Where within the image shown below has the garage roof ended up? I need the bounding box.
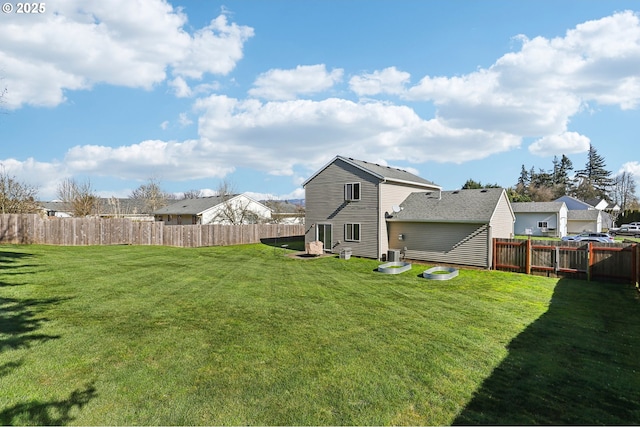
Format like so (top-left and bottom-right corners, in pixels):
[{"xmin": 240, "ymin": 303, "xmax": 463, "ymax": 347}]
[{"xmin": 388, "ymin": 187, "xmax": 508, "ymax": 223}]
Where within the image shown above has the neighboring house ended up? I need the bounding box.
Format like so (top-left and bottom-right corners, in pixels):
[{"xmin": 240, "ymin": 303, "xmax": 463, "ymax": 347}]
[
  {"xmin": 554, "ymin": 195, "xmax": 615, "ymax": 231},
  {"xmin": 567, "ymin": 209, "xmax": 608, "ymax": 234},
  {"xmin": 303, "ymin": 155, "xmax": 441, "ymax": 259},
  {"xmin": 39, "ymin": 201, "xmax": 73, "ymax": 218},
  {"xmin": 511, "ymin": 201, "xmax": 568, "ymax": 237},
  {"xmin": 386, "ymin": 188, "xmax": 514, "ymax": 268},
  {"xmin": 39, "ymin": 198, "xmax": 154, "ymax": 220},
  {"xmin": 555, "ymin": 195, "xmax": 595, "ymax": 211},
  {"xmin": 585, "ymin": 197, "xmax": 621, "ymax": 213},
  {"xmin": 153, "ymin": 194, "xmax": 272, "ymax": 225},
  {"xmin": 262, "ymin": 200, "xmax": 305, "ymax": 224}
]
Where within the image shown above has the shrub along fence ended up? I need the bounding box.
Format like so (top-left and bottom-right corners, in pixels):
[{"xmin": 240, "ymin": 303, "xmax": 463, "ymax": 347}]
[
  {"xmin": 493, "ymin": 238, "xmax": 639, "ymax": 284},
  {"xmin": 0, "ymin": 214, "xmax": 304, "ymax": 248}
]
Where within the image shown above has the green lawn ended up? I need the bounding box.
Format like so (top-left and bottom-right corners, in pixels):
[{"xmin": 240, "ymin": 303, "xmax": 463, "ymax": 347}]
[{"xmin": 1, "ymin": 243, "xmax": 639, "ymax": 425}]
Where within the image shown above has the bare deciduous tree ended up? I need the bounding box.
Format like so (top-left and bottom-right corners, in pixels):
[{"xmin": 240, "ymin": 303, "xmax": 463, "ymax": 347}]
[
  {"xmin": 57, "ymin": 178, "xmax": 97, "ymax": 217},
  {"xmin": 611, "ymin": 171, "xmax": 638, "ymax": 224},
  {"xmin": 210, "ymin": 180, "xmax": 266, "ymax": 224},
  {"xmin": 0, "ymin": 166, "xmax": 39, "ymax": 214},
  {"xmin": 181, "ymin": 189, "xmax": 203, "ymax": 199},
  {"xmin": 129, "ymin": 178, "xmax": 174, "ymax": 213}
]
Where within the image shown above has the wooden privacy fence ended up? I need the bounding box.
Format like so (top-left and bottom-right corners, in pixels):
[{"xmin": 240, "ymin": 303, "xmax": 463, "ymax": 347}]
[
  {"xmin": 0, "ymin": 214, "xmax": 304, "ymax": 248},
  {"xmin": 493, "ymin": 238, "xmax": 639, "ymax": 284}
]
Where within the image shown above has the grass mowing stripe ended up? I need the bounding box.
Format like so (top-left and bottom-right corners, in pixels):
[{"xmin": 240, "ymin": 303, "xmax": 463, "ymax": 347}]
[{"xmin": 1, "ymin": 244, "xmax": 639, "ymax": 425}]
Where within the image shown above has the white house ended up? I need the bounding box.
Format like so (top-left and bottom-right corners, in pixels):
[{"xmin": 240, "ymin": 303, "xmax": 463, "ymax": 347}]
[
  {"xmin": 154, "ymin": 194, "xmax": 272, "ymax": 225},
  {"xmin": 511, "ymin": 201, "xmax": 568, "ymax": 237},
  {"xmin": 554, "ymin": 195, "xmax": 616, "ymax": 231}
]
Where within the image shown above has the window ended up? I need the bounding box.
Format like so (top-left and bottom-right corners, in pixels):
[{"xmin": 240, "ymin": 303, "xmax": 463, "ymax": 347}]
[
  {"xmin": 537, "ymin": 221, "xmax": 548, "ymax": 228},
  {"xmin": 344, "ymin": 182, "xmax": 361, "ymax": 201},
  {"xmin": 345, "ymin": 223, "xmax": 361, "ymax": 241}
]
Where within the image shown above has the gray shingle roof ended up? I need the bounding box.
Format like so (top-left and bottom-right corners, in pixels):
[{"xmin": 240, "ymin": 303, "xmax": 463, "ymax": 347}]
[
  {"xmin": 153, "ymin": 196, "xmax": 228, "ymax": 215},
  {"xmin": 568, "ymin": 210, "xmax": 601, "ymax": 220},
  {"xmin": 511, "ymin": 201, "xmax": 565, "ymax": 213},
  {"xmin": 341, "ymin": 156, "xmax": 438, "ymax": 187},
  {"xmin": 388, "ymin": 187, "xmax": 507, "ymax": 223},
  {"xmin": 302, "ymin": 155, "xmax": 440, "ymax": 188}
]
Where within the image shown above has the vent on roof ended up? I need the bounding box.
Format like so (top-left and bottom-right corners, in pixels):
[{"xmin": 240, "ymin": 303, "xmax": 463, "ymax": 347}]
[
  {"xmin": 452, "ymin": 191, "xmax": 460, "ymax": 194},
  {"xmin": 480, "ymin": 189, "xmax": 488, "ymax": 193}
]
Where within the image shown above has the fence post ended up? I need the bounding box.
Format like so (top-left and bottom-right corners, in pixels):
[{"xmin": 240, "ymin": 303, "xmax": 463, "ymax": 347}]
[
  {"xmin": 492, "ymin": 238, "xmax": 496, "ymax": 270},
  {"xmin": 587, "ymin": 242, "xmax": 593, "ymax": 282},
  {"xmin": 525, "ymin": 238, "xmax": 531, "ymax": 275}
]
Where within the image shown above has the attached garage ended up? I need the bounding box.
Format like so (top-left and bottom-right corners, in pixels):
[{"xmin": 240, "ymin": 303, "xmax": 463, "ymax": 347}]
[{"xmin": 386, "ymin": 188, "xmax": 514, "ymax": 268}]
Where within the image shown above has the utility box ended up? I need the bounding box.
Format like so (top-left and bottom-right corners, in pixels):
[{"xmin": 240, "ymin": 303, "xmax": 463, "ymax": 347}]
[
  {"xmin": 340, "ymin": 247, "xmax": 352, "ymax": 260},
  {"xmin": 387, "ymin": 249, "xmax": 400, "ymax": 262}
]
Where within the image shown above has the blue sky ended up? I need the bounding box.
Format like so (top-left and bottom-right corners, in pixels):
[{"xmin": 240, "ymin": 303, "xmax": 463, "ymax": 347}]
[{"xmin": 1, "ymin": 0, "xmax": 640, "ymax": 200}]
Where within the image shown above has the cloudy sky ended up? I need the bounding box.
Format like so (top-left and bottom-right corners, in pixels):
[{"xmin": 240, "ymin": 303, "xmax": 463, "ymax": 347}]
[{"xmin": 1, "ymin": 0, "xmax": 640, "ymax": 200}]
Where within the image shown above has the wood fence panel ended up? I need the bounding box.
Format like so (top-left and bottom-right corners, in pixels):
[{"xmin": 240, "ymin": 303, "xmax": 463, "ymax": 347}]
[
  {"xmin": 0, "ymin": 215, "xmax": 304, "ymax": 248},
  {"xmin": 493, "ymin": 238, "xmax": 637, "ymax": 284}
]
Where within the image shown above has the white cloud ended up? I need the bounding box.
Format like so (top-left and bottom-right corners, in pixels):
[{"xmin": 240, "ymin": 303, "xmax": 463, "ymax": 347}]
[
  {"xmin": 63, "ymin": 139, "xmax": 235, "ymax": 181},
  {"xmin": 171, "ymin": 14, "xmax": 254, "ymax": 79},
  {"xmin": 0, "ymin": 1, "xmax": 253, "ymax": 109},
  {"xmin": 619, "ymin": 161, "xmax": 640, "ymax": 177},
  {"xmin": 193, "ymin": 95, "xmax": 521, "ymax": 174},
  {"xmin": 349, "ymin": 67, "xmax": 411, "ymax": 96},
  {"xmin": 169, "ymin": 77, "xmax": 193, "ymax": 98},
  {"xmin": 160, "ymin": 121, "xmax": 169, "ymax": 130},
  {"xmin": 0, "ymin": 157, "xmax": 66, "ymax": 199},
  {"xmin": 248, "ymin": 64, "xmax": 344, "ymax": 100},
  {"xmin": 179, "ymin": 113, "xmax": 193, "ymax": 127},
  {"xmin": 528, "ymin": 132, "xmax": 591, "ymax": 156},
  {"xmin": 405, "ymin": 10, "xmax": 640, "ymax": 153}
]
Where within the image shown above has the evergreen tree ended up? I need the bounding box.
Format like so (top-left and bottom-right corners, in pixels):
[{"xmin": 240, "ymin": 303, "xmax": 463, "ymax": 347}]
[{"xmin": 573, "ymin": 144, "xmax": 612, "ymax": 199}]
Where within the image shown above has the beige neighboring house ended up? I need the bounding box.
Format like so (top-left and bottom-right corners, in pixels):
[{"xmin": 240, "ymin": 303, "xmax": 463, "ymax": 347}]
[{"xmin": 153, "ymin": 194, "xmax": 272, "ymax": 225}]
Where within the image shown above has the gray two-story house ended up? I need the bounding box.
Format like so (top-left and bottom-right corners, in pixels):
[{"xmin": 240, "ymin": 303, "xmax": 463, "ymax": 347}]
[{"xmin": 302, "ymin": 155, "xmax": 441, "ymax": 259}]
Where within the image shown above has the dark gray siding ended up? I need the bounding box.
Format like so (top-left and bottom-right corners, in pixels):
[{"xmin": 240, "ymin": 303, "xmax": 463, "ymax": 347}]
[
  {"xmin": 305, "ymin": 159, "xmax": 379, "ymax": 258},
  {"xmin": 388, "ymin": 222, "xmax": 490, "ymax": 267}
]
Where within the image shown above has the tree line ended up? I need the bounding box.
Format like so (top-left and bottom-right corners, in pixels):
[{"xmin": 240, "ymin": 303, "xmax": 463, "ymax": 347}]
[{"xmin": 462, "ymin": 144, "xmax": 639, "ymax": 210}]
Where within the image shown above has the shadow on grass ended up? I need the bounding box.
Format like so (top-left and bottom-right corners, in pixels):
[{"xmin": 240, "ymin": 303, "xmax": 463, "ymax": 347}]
[
  {"xmin": 453, "ymin": 278, "xmax": 640, "ymax": 425},
  {"xmin": 0, "ymin": 382, "xmax": 97, "ymax": 425},
  {"xmin": 260, "ymin": 235, "xmax": 305, "ymax": 251},
  {"xmin": 0, "ymin": 296, "xmax": 63, "ymax": 353},
  {"xmin": 0, "ymin": 250, "xmax": 39, "ymax": 287}
]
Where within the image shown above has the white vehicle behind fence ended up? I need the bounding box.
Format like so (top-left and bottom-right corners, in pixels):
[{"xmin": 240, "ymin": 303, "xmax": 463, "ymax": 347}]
[{"xmin": 561, "ymin": 232, "xmax": 615, "ymax": 243}]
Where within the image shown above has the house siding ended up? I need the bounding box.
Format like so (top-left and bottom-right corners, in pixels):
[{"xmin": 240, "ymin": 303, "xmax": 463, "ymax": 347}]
[
  {"xmin": 567, "ymin": 218, "xmax": 601, "ymax": 233},
  {"xmin": 515, "ymin": 213, "xmax": 558, "ymax": 236},
  {"xmin": 378, "ymin": 183, "xmax": 434, "ymax": 259},
  {"xmin": 388, "ymin": 222, "xmax": 490, "ymax": 267},
  {"xmin": 489, "ymin": 194, "xmax": 515, "ymax": 239},
  {"xmin": 304, "ymin": 159, "xmax": 380, "ymax": 258}
]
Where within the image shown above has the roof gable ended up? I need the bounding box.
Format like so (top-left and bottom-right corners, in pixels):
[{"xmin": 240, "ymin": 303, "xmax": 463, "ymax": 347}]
[
  {"xmin": 511, "ymin": 201, "xmax": 566, "ymax": 213},
  {"xmin": 302, "ymin": 155, "xmax": 440, "ymax": 189},
  {"xmin": 389, "ymin": 187, "xmax": 508, "ymax": 223}
]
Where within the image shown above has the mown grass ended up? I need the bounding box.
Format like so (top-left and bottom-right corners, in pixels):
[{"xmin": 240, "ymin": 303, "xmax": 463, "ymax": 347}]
[{"xmin": 1, "ymin": 244, "xmax": 639, "ymax": 425}]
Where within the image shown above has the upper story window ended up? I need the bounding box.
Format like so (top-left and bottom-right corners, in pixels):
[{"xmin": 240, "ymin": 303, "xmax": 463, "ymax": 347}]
[{"xmin": 344, "ymin": 182, "xmax": 361, "ymax": 201}]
